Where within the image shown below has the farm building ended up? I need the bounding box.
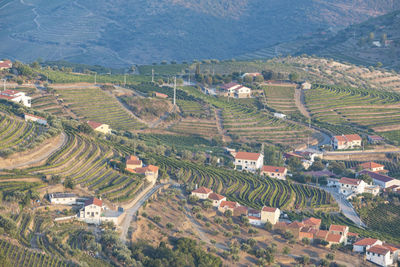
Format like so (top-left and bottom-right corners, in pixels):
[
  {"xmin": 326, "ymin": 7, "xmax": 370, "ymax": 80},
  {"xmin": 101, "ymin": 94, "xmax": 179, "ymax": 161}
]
[
  {"xmin": 219, "ymin": 82, "xmax": 251, "ymax": 98},
  {"xmin": 0, "ymin": 60, "xmax": 12, "ymax": 70},
  {"xmin": 24, "ymin": 113, "xmax": 47, "ymax": 125},
  {"xmin": 0, "ymin": 89, "xmax": 31, "ymax": 107},
  {"xmin": 301, "ymin": 82, "xmax": 312, "ymax": 90},
  {"xmin": 154, "ymin": 92, "xmax": 168, "ymax": 98},
  {"xmin": 208, "ymin": 193, "xmax": 226, "ymax": 207},
  {"xmin": 353, "ymin": 238, "xmax": 383, "ymax": 253},
  {"xmin": 191, "ymin": 187, "xmax": 213, "ymax": 199},
  {"xmin": 78, "ymin": 197, "xmax": 124, "ymax": 225},
  {"xmin": 218, "ymin": 201, "xmax": 239, "ymax": 213},
  {"xmin": 339, "ymin": 177, "xmax": 366, "ymax": 196},
  {"xmin": 273, "ymin": 113, "xmax": 287, "ymax": 119},
  {"xmin": 366, "ymin": 245, "xmax": 399, "ymax": 267},
  {"xmin": 87, "ymin": 120, "xmax": 111, "ymax": 134},
  {"xmin": 358, "ymin": 162, "xmax": 387, "ymax": 173},
  {"xmin": 234, "ymin": 151, "xmax": 264, "ymax": 173},
  {"xmin": 358, "ymin": 170, "xmax": 400, "ymax": 189},
  {"xmin": 331, "ymin": 134, "xmax": 362, "ymax": 150},
  {"xmin": 261, "ymin": 165, "xmax": 287, "ymax": 180},
  {"xmin": 241, "ymin": 72, "xmax": 262, "ymax": 78},
  {"xmin": 49, "ymin": 193, "xmax": 78, "ymax": 205}
]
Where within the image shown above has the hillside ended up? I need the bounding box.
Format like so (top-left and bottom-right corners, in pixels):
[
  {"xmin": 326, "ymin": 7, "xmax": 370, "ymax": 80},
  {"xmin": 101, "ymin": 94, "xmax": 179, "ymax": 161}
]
[
  {"xmin": 1, "ymin": 0, "xmax": 399, "ymax": 67},
  {"xmin": 239, "ymin": 10, "xmax": 400, "ymax": 70}
]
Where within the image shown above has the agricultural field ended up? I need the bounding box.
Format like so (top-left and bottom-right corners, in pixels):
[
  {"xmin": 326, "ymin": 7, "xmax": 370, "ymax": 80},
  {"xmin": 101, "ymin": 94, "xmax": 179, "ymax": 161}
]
[
  {"xmin": 17, "ymin": 130, "xmax": 146, "ymax": 203},
  {"xmin": 305, "ymin": 84, "xmax": 400, "ymax": 135},
  {"xmin": 55, "ymin": 87, "xmax": 146, "ymax": 130},
  {"xmin": 176, "ymin": 100, "xmax": 212, "ymax": 118},
  {"xmin": 262, "ymin": 85, "xmax": 299, "ymax": 115},
  {"xmin": 0, "ymin": 113, "xmax": 50, "ymax": 156},
  {"xmin": 31, "ymin": 94, "xmax": 67, "ymax": 117},
  {"xmin": 168, "ymin": 118, "xmax": 219, "ymax": 138},
  {"xmin": 154, "ymin": 154, "xmax": 335, "ymax": 211},
  {"xmin": 0, "ymin": 238, "xmax": 72, "ymax": 267}
]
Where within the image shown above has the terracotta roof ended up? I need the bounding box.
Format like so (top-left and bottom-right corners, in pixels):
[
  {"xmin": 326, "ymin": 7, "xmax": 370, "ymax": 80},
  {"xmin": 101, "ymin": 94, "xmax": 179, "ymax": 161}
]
[
  {"xmin": 359, "ymin": 170, "xmax": 393, "ymax": 183},
  {"xmin": 248, "ymin": 215, "xmax": 261, "ymax": 220},
  {"xmin": 339, "ymin": 177, "xmax": 361, "ymax": 186},
  {"xmin": 383, "ymin": 245, "xmax": 399, "ymax": 253},
  {"xmin": 192, "ymin": 187, "xmax": 212, "ymax": 194},
  {"xmin": 288, "ymin": 221, "xmax": 305, "ymax": 229},
  {"xmin": 354, "ymin": 238, "xmax": 380, "ymax": 246},
  {"xmin": 131, "ymin": 167, "xmax": 147, "ymax": 174},
  {"xmin": 262, "ymin": 165, "xmax": 286, "ymax": 174},
  {"xmin": 208, "ymin": 193, "xmax": 225, "ymax": 201},
  {"xmin": 220, "ymin": 82, "xmax": 239, "ymax": 90},
  {"xmin": 233, "ymin": 206, "xmax": 248, "ymax": 215},
  {"xmin": 326, "ymin": 233, "xmax": 342, "ymax": 243},
  {"xmin": 126, "ymin": 155, "xmax": 138, "ymax": 161},
  {"xmin": 345, "ymin": 134, "xmax": 362, "ymax": 142},
  {"xmin": 126, "ymin": 159, "xmax": 142, "ymax": 165},
  {"xmin": 315, "ymin": 230, "xmax": 329, "ymax": 239},
  {"xmin": 347, "ymin": 232, "xmax": 359, "ymax": 237},
  {"xmin": 303, "ymin": 217, "xmax": 321, "ymax": 226},
  {"xmin": 235, "ymin": 151, "xmax": 262, "ymax": 161},
  {"xmin": 220, "ymin": 201, "xmax": 237, "ymax": 209},
  {"xmin": 1, "ymin": 89, "xmax": 19, "ymax": 96},
  {"xmin": 333, "ymin": 135, "xmax": 347, "ymax": 142},
  {"xmin": 359, "ymin": 162, "xmax": 384, "ymax": 170},
  {"xmin": 367, "ymin": 245, "xmax": 390, "ymax": 255},
  {"xmin": 0, "ymin": 95, "xmax": 15, "ymax": 100},
  {"xmin": 262, "ymin": 206, "xmax": 278, "ymax": 212},
  {"xmin": 86, "ymin": 120, "xmax": 104, "ymax": 130},
  {"xmin": 0, "ymin": 60, "xmax": 12, "ymax": 68},
  {"xmin": 329, "ymin": 224, "xmax": 348, "ymax": 232},
  {"xmin": 146, "ymin": 165, "xmax": 159, "ymax": 173},
  {"xmin": 84, "ymin": 197, "xmax": 102, "ymax": 207},
  {"xmin": 275, "ymin": 221, "xmax": 288, "ymax": 228}
]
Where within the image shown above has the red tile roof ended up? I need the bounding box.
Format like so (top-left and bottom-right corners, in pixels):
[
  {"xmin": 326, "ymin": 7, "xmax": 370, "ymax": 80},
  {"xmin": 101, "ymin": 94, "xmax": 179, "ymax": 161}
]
[
  {"xmin": 367, "ymin": 245, "xmax": 390, "ymax": 255},
  {"xmin": 262, "ymin": 165, "xmax": 286, "ymax": 174},
  {"xmin": 126, "ymin": 159, "xmax": 142, "ymax": 165},
  {"xmin": 220, "ymin": 201, "xmax": 237, "ymax": 209},
  {"xmin": 146, "ymin": 165, "xmax": 159, "ymax": 173},
  {"xmin": 303, "ymin": 217, "xmax": 321, "ymax": 226},
  {"xmin": 347, "ymin": 232, "xmax": 359, "ymax": 237},
  {"xmin": 248, "ymin": 215, "xmax": 261, "ymax": 220},
  {"xmin": 262, "ymin": 206, "xmax": 278, "ymax": 212},
  {"xmin": 85, "ymin": 197, "xmax": 102, "ymax": 207},
  {"xmin": 126, "ymin": 155, "xmax": 138, "ymax": 161},
  {"xmin": 288, "ymin": 221, "xmax": 305, "ymax": 229},
  {"xmin": 326, "ymin": 233, "xmax": 342, "ymax": 243},
  {"xmin": 208, "ymin": 193, "xmax": 225, "ymax": 201},
  {"xmin": 383, "ymin": 245, "xmax": 399, "ymax": 253},
  {"xmin": 358, "ymin": 170, "xmax": 393, "ymax": 183},
  {"xmin": 0, "ymin": 94, "xmax": 15, "ymax": 100},
  {"xmin": 25, "ymin": 113, "xmax": 46, "ymax": 120},
  {"xmin": 345, "ymin": 134, "xmax": 362, "ymax": 142},
  {"xmin": 339, "ymin": 177, "xmax": 362, "ymax": 186},
  {"xmin": 0, "ymin": 60, "xmax": 12, "ymax": 68},
  {"xmin": 235, "ymin": 151, "xmax": 262, "ymax": 161},
  {"xmin": 86, "ymin": 120, "xmax": 103, "ymax": 130},
  {"xmin": 329, "ymin": 224, "xmax": 348, "ymax": 232},
  {"xmin": 315, "ymin": 230, "xmax": 329, "ymax": 239},
  {"xmin": 220, "ymin": 82, "xmax": 239, "ymax": 90},
  {"xmin": 233, "ymin": 206, "xmax": 248, "ymax": 216},
  {"xmin": 1, "ymin": 89, "xmax": 20, "ymax": 96},
  {"xmin": 192, "ymin": 187, "xmax": 212, "ymax": 194},
  {"xmin": 354, "ymin": 238, "xmax": 380, "ymax": 246},
  {"xmin": 359, "ymin": 162, "xmax": 384, "ymax": 170}
]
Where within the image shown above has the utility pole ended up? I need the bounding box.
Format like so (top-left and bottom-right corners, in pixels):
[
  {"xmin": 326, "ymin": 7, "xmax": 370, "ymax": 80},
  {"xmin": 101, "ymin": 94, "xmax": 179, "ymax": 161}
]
[
  {"xmin": 151, "ymin": 69, "xmax": 154, "ymax": 83},
  {"xmin": 94, "ymin": 72, "xmax": 97, "ymax": 84},
  {"xmin": 173, "ymin": 76, "xmax": 176, "ymax": 106}
]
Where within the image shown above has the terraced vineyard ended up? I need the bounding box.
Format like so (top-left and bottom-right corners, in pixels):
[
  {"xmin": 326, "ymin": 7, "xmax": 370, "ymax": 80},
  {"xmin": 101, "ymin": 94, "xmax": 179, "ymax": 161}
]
[
  {"xmin": 0, "ymin": 114, "xmax": 49, "ymax": 155},
  {"xmin": 263, "ymin": 85, "xmax": 299, "ymax": 115},
  {"xmin": 305, "ymin": 84, "xmax": 400, "ymax": 133},
  {"xmin": 154, "ymin": 154, "xmax": 335, "ymax": 210},
  {"xmin": 176, "ymin": 100, "xmax": 212, "ymax": 118},
  {"xmin": 31, "ymin": 94, "xmax": 66, "ymax": 117},
  {"xmin": 0, "ymin": 239, "xmax": 73, "ymax": 267},
  {"xmin": 168, "ymin": 118, "xmax": 219, "ymax": 137},
  {"xmin": 24, "ymin": 130, "xmax": 145, "ymax": 203},
  {"xmin": 55, "ymin": 87, "xmax": 146, "ymax": 130}
]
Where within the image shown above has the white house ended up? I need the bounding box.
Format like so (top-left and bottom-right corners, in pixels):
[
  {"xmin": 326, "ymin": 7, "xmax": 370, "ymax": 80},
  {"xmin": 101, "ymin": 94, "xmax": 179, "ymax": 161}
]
[
  {"xmin": 358, "ymin": 162, "xmax": 386, "ymax": 173},
  {"xmin": 208, "ymin": 192, "xmax": 226, "ymax": 207},
  {"xmin": 0, "ymin": 90, "xmax": 31, "ymax": 107},
  {"xmin": 274, "ymin": 113, "xmax": 287, "ymax": 119},
  {"xmin": 191, "ymin": 187, "xmax": 213, "ymax": 200},
  {"xmin": 358, "ymin": 170, "xmax": 400, "ymax": 189},
  {"xmin": 234, "ymin": 152, "xmax": 264, "ymax": 173},
  {"xmin": 353, "ymin": 238, "xmax": 382, "ymax": 253},
  {"xmin": 331, "ymin": 134, "xmax": 362, "ymax": 150},
  {"xmin": 79, "ymin": 198, "xmax": 104, "ymax": 224},
  {"xmin": 248, "ymin": 216, "xmax": 263, "ymax": 226},
  {"xmin": 301, "ymin": 82, "xmax": 312, "ymax": 90},
  {"xmin": 49, "ymin": 193, "xmax": 78, "ymax": 205},
  {"xmin": 366, "ymin": 245, "xmax": 396, "ymax": 267},
  {"xmin": 339, "ymin": 177, "xmax": 366, "ymax": 196},
  {"xmin": 261, "ymin": 206, "xmax": 280, "ymax": 225},
  {"xmin": 261, "ymin": 166, "xmax": 287, "ymax": 180},
  {"xmin": 0, "ymin": 60, "xmax": 12, "ymax": 70},
  {"xmin": 327, "ymin": 178, "xmax": 340, "ymax": 187},
  {"xmin": 219, "ymin": 82, "xmax": 251, "ymax": 98},
  {"xmin": 86, "ymin": 121, "xmax": 111, "ymax": 134},
  {"xmin": 24, "ymin": 113, "xmax": 47, "ymax": 126}
]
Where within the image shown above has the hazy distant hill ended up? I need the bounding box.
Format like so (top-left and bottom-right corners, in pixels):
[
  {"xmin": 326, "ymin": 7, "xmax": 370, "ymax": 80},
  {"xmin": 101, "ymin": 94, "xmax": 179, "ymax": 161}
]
[{"xmin": 0, "ymin": 0, "xmax": 399, "ymax": 67}]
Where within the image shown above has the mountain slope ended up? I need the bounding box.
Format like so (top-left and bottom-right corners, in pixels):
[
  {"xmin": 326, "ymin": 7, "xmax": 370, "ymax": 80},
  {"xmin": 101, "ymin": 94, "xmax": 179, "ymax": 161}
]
[{"xmin": 0, "ymin": 0, "xmax": 398, "ymax": 67}]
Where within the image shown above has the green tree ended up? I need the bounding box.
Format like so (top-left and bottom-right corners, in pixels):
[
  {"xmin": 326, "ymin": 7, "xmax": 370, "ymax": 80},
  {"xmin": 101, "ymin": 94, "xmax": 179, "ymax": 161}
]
[
  {"xmin": 64, "ymin": 177, "xmax": 74, "ymax": 189},
  {"xmin": 289, "ymin": 72, "xmax": 299, "ymax": 82}
]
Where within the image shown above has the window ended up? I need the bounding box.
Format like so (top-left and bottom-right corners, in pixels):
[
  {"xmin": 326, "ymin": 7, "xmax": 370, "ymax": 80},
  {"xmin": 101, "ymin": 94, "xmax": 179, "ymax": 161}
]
[
  {"xmin": 245, "ymin": 161, "xmax": 248, "ymax": 163},
  {"xmin": 87, "ymin": 212, "xmax": 90, "ymax": 215},
  {"xmin": 96, "ymin": 212, "xmax": 98, "ymax": 215}
]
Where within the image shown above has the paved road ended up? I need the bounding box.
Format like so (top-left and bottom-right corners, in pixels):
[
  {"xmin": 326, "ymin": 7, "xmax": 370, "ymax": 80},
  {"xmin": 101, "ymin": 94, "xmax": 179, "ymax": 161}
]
[
  {"xmin": 120, "ymin": 184, "xmax": 164, "ymax": 242},
  {"xmin": 322, "ymin": 186, "xmax": 366, "ymax": 228}
]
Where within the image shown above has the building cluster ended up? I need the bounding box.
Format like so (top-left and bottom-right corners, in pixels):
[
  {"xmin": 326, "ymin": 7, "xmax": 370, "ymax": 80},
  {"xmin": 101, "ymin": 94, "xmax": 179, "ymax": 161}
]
[
  {"xmin": 191, "ymin": 187, "xmax": 280, "ymax": 226},
  {"xmin": 219, "ymin": 82, "xmax": 251, "ymax": 98},
  {"xmin": 232, "ymin": 151, "xmax": 288, "ymax": 179},
  {"xmin": 50, "ymin": 193, "xmax": 124, "ymax": 225},
  {"xmin": 327, "ymin": 162, "xmax": 400, "ymax": 198},
  {"xmin": 125, "ymin": 155, "xmax": 159, "ymax": 184},
  {"xmin": 0, "ymin": 89, "xmax": 31, "ymax": 107},
  {"xmin": 284, "ymin": 149, "xmax": 322, "ymax": 170},
  {"xmin": 0, "ymin": 60, "xmax": 12, "ymax": 70},
  {"xmin": 331, "ymin": 134, "xmax": 362, "ymax": 150},
  {"xmin": 353, "ymin": 238, "xmax": 400, "ymax": 267}
]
